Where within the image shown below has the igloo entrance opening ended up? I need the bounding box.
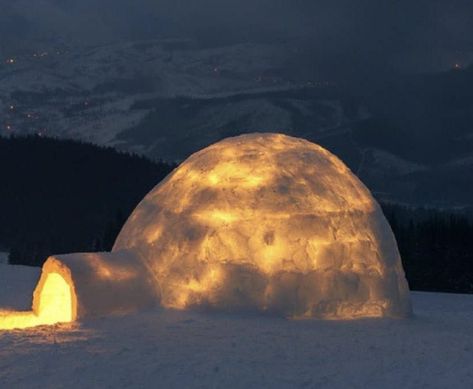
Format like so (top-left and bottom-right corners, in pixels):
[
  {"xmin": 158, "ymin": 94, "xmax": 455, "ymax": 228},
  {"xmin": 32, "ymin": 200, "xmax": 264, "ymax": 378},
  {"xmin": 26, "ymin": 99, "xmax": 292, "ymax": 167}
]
[{"xmin": 0, "ymin": 272, "xmax": 75, "ymax": 330}]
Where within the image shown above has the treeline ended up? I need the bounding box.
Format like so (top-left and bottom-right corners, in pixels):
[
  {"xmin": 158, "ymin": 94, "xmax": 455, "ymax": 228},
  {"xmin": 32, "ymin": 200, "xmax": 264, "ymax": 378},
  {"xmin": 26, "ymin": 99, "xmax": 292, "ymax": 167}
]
[
  {"xmin": 0, "ymin": 135, "xmax": 472, "ymax": 294},
  {"xmin": 0, "ymin": 135, "xmax": 174, "ymax": 266},
  {"xmin": 383, "ymin": 204, "xmax": 473, "ymax": 294}
]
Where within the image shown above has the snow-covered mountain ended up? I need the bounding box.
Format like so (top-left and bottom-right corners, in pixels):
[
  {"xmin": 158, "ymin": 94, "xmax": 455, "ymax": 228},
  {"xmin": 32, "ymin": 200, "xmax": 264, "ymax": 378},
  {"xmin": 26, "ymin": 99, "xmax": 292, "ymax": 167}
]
[
  {"xmin": 1, "ymin": 39, "xmax": 473, "ymax": 208},
  {"xmin": 0, "ymin": 39, "xmax": 341, "ymax": 160},
  {"xmin": 0, "ymin": 40, "xmax": 303, "ymax": 145}
]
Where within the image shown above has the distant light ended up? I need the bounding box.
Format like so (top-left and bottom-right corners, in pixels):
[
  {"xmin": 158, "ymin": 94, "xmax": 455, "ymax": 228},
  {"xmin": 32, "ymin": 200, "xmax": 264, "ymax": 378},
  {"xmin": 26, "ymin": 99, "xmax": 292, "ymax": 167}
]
[
  {"xmin": 5, "ymin": 58, "xmax": 15, "ymax": 64},
  {"xmin": 453, "ymin": 63, "xmax": 462, "ymax": 70}
]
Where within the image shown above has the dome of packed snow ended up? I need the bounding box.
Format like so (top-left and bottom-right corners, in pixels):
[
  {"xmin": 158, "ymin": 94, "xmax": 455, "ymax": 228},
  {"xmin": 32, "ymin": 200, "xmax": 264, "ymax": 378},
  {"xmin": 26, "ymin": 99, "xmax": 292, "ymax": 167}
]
[{"xmin": 113, "ymin": 133, "xmax": 411, "ymax": 319}]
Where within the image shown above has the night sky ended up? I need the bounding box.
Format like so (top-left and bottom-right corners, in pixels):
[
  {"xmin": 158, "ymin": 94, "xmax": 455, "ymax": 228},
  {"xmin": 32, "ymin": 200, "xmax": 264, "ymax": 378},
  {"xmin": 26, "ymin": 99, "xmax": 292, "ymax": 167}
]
[{"xmin": 1, "ymin": 0, "xmax": 472, "ymax": 79}]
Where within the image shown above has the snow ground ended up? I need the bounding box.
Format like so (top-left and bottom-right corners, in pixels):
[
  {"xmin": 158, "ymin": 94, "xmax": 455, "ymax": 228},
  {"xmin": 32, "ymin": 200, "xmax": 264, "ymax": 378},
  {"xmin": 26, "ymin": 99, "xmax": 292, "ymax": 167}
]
[
  {"xmin": 0, "ymin": 252, "xmax": 8, "ymax": 264},
  {"xmin": 0, "ymin": 263, "xmax": 472, "ymax": 389}
]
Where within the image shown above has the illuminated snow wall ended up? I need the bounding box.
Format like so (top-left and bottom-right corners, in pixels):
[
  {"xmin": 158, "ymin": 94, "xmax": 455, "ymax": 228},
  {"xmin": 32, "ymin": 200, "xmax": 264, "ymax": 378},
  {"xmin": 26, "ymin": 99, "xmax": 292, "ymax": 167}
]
[
  {"xmin": 113, "ymin": 133, "xmax": 412, "ymax": 319},
  {"xmin": 0, "ymin": 251, "xmax": 157, "ymax": 329}
]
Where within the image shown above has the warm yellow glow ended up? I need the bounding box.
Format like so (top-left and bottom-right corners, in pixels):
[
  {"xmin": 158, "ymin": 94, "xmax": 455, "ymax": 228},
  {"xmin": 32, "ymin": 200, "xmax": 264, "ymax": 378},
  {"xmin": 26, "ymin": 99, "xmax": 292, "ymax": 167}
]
[
  {"xmin": 0, "ymin": 272, "xmax": 74, "ymax": 331},
  {"xmin": 171, "ymin": 266, "xmax": 224, "ymax": 309},
  {"xmin": 87, "ymin": 255, "xmax": 137, "ymax": 281},
  {"xmin": 36, "ymin": 273, "xmax": 73, "ymax": 324},
  {"xmin": 205, "ymin": 162, "xmax": 267, "ymax": 188},
  {"xmin": 113, "ymin": 133, "xmax": 413, "ymax": 319},
  {"xmin": 194, "ymin": 210, "xmax": 240, "ymax": 224},
  {"xmin": 145, "ymin": 225, "xmax": 163, "ymax": 244},
  {"xmin": 0, "ymin": 311, "xmax": 39, "ymax": 331}
]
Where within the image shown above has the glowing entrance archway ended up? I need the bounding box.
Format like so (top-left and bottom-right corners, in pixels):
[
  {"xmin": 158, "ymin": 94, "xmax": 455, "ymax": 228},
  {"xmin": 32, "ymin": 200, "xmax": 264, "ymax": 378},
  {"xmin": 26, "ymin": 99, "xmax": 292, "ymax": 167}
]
[
  {"xmin": 1, "ymin": 251, "xmax": 156, "ymax": 331},
  {"xmin": 35, "ymin": 273, "xmax": 74, "ymax": 325},
  {"xmin": 0, "ymin": 272, "xmax": 76, "ymax": 330}
]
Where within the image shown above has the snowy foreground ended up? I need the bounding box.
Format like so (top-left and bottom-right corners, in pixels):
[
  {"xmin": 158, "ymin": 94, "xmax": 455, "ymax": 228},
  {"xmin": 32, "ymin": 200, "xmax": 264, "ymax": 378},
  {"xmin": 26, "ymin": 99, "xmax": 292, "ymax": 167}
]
[{"xmin": 0, "ymin": 264, "xmax": 472, "ymax": 389}]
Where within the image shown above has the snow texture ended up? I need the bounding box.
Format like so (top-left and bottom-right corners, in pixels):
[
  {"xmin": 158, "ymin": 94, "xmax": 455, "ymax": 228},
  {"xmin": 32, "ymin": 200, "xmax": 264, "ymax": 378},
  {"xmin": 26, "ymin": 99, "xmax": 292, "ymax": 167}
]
[
  {"xmin": 0, "ymin": 263, "xmax": 471, "ymax": 389},
  {"xmin": 114, "ymin": 133, "xmax": 411, "ymax": 318},
  {"xmin": 0, "ymin": 262, "xmax": 38, "ymax": 310},
  {"xmin": 37, "ymin": 252, "xmax": 158, "ymax": 319}
]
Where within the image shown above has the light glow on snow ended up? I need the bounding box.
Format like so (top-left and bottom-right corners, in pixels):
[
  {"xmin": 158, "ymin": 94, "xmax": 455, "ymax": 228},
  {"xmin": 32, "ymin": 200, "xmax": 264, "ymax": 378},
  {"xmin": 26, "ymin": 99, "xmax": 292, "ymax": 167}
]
[
  {"xmin": 0, "ymin": 273, "xmax": 74, "ymax": 330},
  {"xmin": 87, "ymin": 254, "xmax": 137, "ymax": 281}
]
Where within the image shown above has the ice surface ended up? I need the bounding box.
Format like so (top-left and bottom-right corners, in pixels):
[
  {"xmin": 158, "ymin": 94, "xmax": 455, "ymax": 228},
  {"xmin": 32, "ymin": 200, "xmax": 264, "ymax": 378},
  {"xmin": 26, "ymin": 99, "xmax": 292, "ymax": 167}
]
[{"xmin": 114, "ymin": 133, "xmax": 411, "ymax": 318}]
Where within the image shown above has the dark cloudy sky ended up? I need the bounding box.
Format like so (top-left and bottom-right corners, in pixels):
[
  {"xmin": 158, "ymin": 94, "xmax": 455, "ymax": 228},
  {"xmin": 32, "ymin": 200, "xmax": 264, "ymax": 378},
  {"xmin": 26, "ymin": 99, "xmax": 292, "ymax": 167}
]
[{"xmin": 1, "ymin": 0, "xmax": 472, "ymax": 75}]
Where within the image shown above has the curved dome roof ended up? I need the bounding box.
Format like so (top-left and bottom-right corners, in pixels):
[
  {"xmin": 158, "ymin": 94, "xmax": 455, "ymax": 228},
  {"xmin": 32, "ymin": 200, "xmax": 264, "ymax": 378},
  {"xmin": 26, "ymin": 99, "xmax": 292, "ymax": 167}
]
[{"xmin": 114, "ymin": 133, "xmax": 411, "ymax": 318}]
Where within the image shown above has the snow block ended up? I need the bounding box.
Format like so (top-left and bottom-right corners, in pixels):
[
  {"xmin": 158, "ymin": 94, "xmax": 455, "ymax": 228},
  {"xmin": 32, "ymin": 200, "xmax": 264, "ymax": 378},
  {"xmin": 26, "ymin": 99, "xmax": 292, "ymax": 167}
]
[{"xmin": 35, "ymin": 251, "xmax": 158, "ymax": 320}]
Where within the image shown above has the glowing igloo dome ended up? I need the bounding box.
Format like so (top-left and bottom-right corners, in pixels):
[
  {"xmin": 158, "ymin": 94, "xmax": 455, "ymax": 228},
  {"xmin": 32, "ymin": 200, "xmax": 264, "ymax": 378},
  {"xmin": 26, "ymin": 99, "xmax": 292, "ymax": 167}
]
[{"xmin": 113, "ymin": 133, "xmax": 411, "ymax": 319}]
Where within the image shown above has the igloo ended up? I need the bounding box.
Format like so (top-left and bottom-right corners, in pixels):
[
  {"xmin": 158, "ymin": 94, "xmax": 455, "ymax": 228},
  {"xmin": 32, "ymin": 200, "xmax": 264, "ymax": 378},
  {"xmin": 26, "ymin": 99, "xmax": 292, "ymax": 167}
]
[
  {"xmin": 0, "ymin": 133, "xmax": 411, "ymax": 330},
  {"xmin": 114, "ymin": 133, "xmax": 411, "ymax": 318}
]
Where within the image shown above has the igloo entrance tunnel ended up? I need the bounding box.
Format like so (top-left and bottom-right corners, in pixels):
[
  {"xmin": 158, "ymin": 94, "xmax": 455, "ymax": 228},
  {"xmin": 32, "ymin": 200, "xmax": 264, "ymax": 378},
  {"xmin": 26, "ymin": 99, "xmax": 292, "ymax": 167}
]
[{"xmin": 0, "ymin": 133, "xmax": 411, "ymax": 330}]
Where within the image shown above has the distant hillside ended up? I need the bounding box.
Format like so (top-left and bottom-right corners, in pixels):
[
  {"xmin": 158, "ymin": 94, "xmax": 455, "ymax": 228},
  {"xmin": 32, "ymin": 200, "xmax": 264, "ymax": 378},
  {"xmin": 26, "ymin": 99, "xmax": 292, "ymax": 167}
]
[
  {"xmin": 1, "ymin": 39, "xmax": 472, "ymax": 208},
  {"xmin": 356, "ymin": 65, "xmax": 473, "ymax": 165},
  {"xmin": 0, "ymin": 135, "xmax": 173, "ymax": 266}
]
